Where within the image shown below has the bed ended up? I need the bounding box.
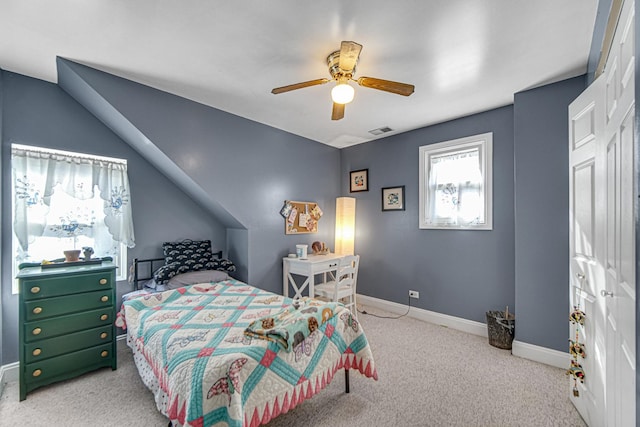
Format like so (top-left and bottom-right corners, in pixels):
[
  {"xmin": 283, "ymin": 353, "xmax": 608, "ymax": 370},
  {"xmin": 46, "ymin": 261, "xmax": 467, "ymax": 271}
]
[{"xmin": 117, "ymin": 248, "xmax": 378, "ymax": 427}]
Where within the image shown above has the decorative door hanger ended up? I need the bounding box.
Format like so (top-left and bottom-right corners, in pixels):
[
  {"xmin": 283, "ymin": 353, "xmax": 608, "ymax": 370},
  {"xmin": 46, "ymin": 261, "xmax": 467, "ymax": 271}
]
[{"xmin": 280, "ymin": 200, "xmax": 322, "ymax": 234}]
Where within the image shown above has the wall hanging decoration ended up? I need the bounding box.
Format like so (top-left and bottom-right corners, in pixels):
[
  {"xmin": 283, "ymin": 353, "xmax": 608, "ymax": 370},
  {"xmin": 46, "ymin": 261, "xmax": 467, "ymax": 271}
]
[
  {"xmin": 567, "ymin": 304, "xmax": 586, "ymax": 397},
  {"xmin": 350, "ymin": 169, "xmax": 369, "ymax": 192},
  {"xmin": 381, "ymin": 186, "xmax": 405, "ymax": 211},
  {"xmin": 281, "ymin": 201, "xmax": 322, "ymax": 234}
]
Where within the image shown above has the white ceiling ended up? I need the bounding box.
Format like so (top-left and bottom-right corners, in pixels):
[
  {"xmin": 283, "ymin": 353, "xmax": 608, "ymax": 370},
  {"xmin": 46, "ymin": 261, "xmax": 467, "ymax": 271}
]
[{"xmin": 1, "ymin": 1, "xmax": 598, "ymax": 148}]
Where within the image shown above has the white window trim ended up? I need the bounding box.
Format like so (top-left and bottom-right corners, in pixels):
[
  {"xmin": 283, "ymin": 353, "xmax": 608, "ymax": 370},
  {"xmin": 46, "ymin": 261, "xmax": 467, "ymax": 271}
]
[{"xmin": 419, "ymin": 132, "xmax": 493, "ymax": 230}]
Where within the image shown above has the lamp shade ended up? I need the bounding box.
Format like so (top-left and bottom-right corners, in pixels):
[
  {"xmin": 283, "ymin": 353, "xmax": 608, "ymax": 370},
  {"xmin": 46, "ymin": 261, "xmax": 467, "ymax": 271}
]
[
  {"xmin": 335, "ymin": 197, "xmax": 356, "ymax": 255},
  {"xmin": 331, "ymin": 83, "xmax": 355, "ymax": 104}
]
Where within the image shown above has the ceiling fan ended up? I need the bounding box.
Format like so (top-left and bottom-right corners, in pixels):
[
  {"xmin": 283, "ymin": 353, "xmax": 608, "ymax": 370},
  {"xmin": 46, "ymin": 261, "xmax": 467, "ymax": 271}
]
[{"xmin": 271, "ymin": 41, "xmax": 415, "ymax": 120}]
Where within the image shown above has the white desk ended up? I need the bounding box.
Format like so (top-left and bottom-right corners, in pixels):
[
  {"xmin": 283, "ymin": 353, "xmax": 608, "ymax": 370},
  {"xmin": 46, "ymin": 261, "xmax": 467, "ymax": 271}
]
[{"xmin": 282, "ymin": 253, "xmax": 344, "ymax": 299}]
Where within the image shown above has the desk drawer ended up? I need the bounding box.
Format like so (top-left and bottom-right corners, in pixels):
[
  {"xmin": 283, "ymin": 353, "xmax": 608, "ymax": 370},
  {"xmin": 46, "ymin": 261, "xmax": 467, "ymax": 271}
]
[
  {"xmin": 24, "ymin": 325, "xmax": 113, "ymax": 363},
  {"xmin": 22, "ymin": 272, "xmax": 113, "ymax": 301},
  {"xmin": 24, "ymin": 342, "xmax": 113, "ymax": 383},
  {"xmin": 25, "ymin": 290, "xmax": 113, "ymax": 321},
  {"xmin": 24, "ymin": 308, "xmax": 113, "ymax": 342},
  {"xmin": 312, "ymin": 260, "xmax": 340, "ymax": 273},
  {"xmin": 287, "ymin": 259, "xmax": 340, "ymax": 275}
]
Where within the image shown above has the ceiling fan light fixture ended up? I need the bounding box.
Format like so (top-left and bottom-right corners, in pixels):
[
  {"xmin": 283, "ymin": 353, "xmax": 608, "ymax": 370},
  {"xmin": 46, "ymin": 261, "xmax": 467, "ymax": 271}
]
[
  {"xmin": 331, "ymin": 82, "xmax": 355, "ymax": 104},
  {"xmin": 271, "ymin": 41, "xmax": 414, "ymax": 120}
]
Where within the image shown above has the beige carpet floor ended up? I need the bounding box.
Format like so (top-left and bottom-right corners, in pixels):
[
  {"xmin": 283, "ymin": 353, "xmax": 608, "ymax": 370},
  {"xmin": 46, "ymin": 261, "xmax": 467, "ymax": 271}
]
[{"xmin": 0, "ymin": 307, "xmax": 586, "ymax": 426}]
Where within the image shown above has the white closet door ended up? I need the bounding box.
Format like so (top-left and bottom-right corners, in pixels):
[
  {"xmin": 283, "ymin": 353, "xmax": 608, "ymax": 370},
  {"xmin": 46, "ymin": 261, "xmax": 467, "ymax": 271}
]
[
  {"xmin": 569, "ymin": 73, "xmax": 606, "ymax": 427},
  {"xmin": 569, "ymin": 1, "xmax": 635, "ymax": 425},
  {"xmin": 602, "ymin": 1, "xmax": 635, "ymax": 425}
]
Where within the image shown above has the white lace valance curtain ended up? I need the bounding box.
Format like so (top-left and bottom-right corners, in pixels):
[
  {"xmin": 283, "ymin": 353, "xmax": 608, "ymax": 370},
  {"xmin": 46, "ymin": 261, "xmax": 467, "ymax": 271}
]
[
  {"xmin": 12, "ymin": 145, "xmax": 135, "ymax": 251},
  {"xmin": 427, "ymin": 148, "xmax": 482, "ymax": 225}
]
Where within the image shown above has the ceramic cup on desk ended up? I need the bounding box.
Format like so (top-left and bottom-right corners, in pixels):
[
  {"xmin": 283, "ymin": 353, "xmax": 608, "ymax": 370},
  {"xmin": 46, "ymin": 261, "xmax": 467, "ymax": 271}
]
[{"xmin": 296, "ymin": 244, "xmax": 308, "ymax": 259}]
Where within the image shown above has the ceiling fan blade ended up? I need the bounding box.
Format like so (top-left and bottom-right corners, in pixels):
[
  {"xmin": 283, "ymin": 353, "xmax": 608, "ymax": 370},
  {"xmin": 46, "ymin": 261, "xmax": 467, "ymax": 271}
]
[
  {"xmin": 271, "ymin": 78, "xmax": 330, "ymax": 94},
  {"xmin": 332, "ymin": 102, "xmax": 345, "ymax": 120},
  {"xmin": 338, "ymin": 41, "xmax": 362, "ymax": 73},
  {"xmin": 357, "ymin": 77, "xmax": 415, "ymax": 96}
]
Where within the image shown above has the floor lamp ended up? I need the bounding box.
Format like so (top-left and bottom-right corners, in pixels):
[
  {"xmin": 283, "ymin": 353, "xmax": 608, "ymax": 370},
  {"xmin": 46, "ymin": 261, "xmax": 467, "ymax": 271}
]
[{"xmin": 335, "ymin": 197, "xmax": 356, "ymax": 256}]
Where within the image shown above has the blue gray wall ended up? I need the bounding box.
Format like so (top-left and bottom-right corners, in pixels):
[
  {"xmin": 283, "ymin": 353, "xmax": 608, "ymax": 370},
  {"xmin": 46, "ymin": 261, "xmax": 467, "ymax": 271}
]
[
  {"xmin": 0, "ymin": 65, "xmax": 592, "ymax": 365},
  {"xmin": 0, "ymin": 70, "xmax": 226, "ymax": 363},
  {"xmin": 514, "ymin": 76, "xmax": 586, "ymax": 351},
  {"xmin": 340, "ymin": 76, "xmax": 587, "ymax": 353},
  {"xmin": 0, "ymin": 64, "xmax": 341, "ymax": 366},
  {"xmin": 341, "ymin": 106, "xmax": 516, "ymax": 323}
]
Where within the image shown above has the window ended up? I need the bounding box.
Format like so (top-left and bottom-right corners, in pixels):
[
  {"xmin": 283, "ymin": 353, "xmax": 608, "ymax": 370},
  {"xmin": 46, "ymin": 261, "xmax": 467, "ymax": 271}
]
[
  {"xmin": 419, "ymin": 133, "xmax": 492, "ymax": 230},
  {"xmin": 11, "ymin": 144, "xmax": 135, "ymax": 291}
]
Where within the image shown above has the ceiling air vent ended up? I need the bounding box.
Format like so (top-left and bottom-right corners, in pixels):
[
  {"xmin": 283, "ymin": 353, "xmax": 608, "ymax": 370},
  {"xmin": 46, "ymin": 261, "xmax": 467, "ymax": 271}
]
[{"xmin": 368, "ymin": 126, "xmax": 393, "ymax": 136}]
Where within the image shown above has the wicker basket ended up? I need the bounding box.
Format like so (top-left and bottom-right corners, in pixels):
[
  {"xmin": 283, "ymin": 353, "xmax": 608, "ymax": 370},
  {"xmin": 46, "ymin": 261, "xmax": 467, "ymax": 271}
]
[{"xmin": 486, "ymin": 310, "xmax": 515, "ymax": 350}]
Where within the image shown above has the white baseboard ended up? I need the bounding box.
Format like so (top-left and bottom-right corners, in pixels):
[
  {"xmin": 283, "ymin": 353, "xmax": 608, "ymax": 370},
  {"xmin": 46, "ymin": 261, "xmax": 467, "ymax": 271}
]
[
  {"xmin": 511, "ymin": 340, "xmax": 569, "ymax": 369},
  {"xmin": 357, "ymin": 294, "xmax": 569, "ymax": 369},
  {"xmin": 357, "ymin": 294, "xmax": 488, "ymax": 337},
  {"xmin": 0, "ymin": 361, "xmax": 19, "ymax": 396}
]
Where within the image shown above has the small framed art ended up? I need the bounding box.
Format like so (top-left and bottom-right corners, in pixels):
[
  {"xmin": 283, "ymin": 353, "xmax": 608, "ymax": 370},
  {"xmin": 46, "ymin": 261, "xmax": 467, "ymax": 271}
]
[
  {"xmin": 381, "ymin": 186, "xmax": 405, "ymax": 211},
  {"xmin": 350, "ymin": 169, "xmax": 369, "ymax": 192}
]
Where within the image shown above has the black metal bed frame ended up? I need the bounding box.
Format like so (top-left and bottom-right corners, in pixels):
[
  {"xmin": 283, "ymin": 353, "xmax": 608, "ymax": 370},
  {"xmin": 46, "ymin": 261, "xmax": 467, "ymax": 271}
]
[{"xmin": 132, "ymin": 250, "xmax": 223, "ymax": 290}]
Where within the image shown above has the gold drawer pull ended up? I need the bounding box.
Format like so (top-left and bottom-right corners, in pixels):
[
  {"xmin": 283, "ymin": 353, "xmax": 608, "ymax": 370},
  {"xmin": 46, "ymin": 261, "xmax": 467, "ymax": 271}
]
[
  {"xmin": 100, "ymin": 332, "xmax": 108, "ymax": 339},
  {"xmin": 100, "ymin": 296, "xmax": 109, "ymax": 302},
  {"xmin": 100, "ymin": 314, "xmax": 108, "ymax": 321},
  {"xmin": 30, "ymin": 286, "xmax": 41, "ymax": 294},
  {"xmin": 32, "ymin": 307, "xmax": 43, "ymax": 315},
  {"xmin": 99, "ymin": 278, "xmax": 108, "ymax": 285},
  {"xmin": 32, "ymin": 369, "xmax": 42, "ymax": 377},
  {"xmin": 32, "ymin": 348, "xmax": 42, "ymax": 356},
  {"xmin": 32, "ymin": 327, "xmax": 42, "ymax": 335},
  {"xmin": 101, "ymin": 350, "xmax": 108, "ymax": 357}
]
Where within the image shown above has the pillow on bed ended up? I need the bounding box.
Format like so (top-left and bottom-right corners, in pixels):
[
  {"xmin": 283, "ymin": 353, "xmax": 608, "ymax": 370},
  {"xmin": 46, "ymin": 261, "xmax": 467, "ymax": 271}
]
[
  {"xmin": 162, "ymin": 239, "xmax": 217, "ymax": 272},
  {"xmin": 166, "ymin": 269, "xmax": 230, "ymax": 290},
  {"xmin": 153, "ymin": 261, "xmax": 181, "ymax": 284},
  {"xmin": 212, "ymin": 258, "xmax": 236, "ymax": 272},
  {"xmin": 139, "ymin": 278, "xmax": 161, "ymax": 290}
]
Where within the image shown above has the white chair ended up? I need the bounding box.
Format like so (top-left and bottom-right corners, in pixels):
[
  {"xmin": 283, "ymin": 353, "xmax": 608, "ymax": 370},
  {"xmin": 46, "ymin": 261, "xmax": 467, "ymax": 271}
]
[{"xmin": 313, "ymin": 255, "xmax": 360, "ymax": 320}]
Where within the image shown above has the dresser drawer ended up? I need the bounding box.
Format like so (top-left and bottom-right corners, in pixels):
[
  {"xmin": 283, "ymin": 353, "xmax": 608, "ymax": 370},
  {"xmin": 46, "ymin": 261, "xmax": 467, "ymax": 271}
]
[
  {"xmin": 22, "ymin": 272, "xmax": 113, "ymax": 301},
  {"xmin": 25, "ymin": 290, "xmax": 113, "ymax": 321},
  {"xmin": 24, "ymin": 308, "xmax": 113, "ymax": 342},
  {"xmin": 24, "ymin": 342, "xmax": 114, "ymax": 384},
  {"xmin": 24, "ymin": 325, "xmax": 113, "ymax": 363}
]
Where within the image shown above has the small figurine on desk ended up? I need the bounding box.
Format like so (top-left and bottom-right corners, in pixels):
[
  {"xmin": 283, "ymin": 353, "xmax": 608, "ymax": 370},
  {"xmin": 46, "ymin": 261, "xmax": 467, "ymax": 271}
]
[
  {"xmin": 311, "ymin": 241, "xmax": 329, "ymax": 255},
  {"xmin": 82, "ymin": 246, "xmax": 94, "ymax": 261}
]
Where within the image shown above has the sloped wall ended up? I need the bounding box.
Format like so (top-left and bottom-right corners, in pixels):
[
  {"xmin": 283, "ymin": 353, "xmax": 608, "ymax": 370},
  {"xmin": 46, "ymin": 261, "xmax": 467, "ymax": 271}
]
[{"xmin": 57, "ymin": 59, "xmax": 341, "ymax": 292}]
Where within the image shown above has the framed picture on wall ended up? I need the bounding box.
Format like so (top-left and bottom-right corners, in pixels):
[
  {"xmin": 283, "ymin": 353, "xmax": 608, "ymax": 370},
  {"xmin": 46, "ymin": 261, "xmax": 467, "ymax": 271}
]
[
  {"xmin": 381, "ymin": 186, "xmax": 405, "ymax": 211},
  {"xmin": 350, "ymin": 169, "xmax": 369, "ymax": 192}
]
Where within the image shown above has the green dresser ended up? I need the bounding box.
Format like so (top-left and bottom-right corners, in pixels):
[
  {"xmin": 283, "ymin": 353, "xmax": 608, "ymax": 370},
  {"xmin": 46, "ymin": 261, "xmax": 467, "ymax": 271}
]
[{"xmin": 17, "ymin": 262, "xmax": 117, "ymax": 401}]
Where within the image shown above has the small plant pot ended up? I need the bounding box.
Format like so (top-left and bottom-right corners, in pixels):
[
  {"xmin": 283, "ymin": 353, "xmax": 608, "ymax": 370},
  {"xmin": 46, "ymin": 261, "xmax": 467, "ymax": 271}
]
[{"xmin": 63, "ymin": 250, "xmax": 81, "ymax": 262}]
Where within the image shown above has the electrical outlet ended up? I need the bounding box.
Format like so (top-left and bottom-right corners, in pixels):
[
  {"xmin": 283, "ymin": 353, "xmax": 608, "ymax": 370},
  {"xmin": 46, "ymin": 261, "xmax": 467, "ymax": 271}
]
[{"xmin": 409, "ymin": 290, "xmax": 419, "ymax": 299}]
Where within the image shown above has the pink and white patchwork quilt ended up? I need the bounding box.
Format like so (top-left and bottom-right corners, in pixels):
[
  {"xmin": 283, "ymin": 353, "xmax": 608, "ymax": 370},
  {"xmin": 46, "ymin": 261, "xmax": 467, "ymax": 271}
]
[{"xmin": 119, "ymin": 279, "xmax": 377, "ymax": 427}]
